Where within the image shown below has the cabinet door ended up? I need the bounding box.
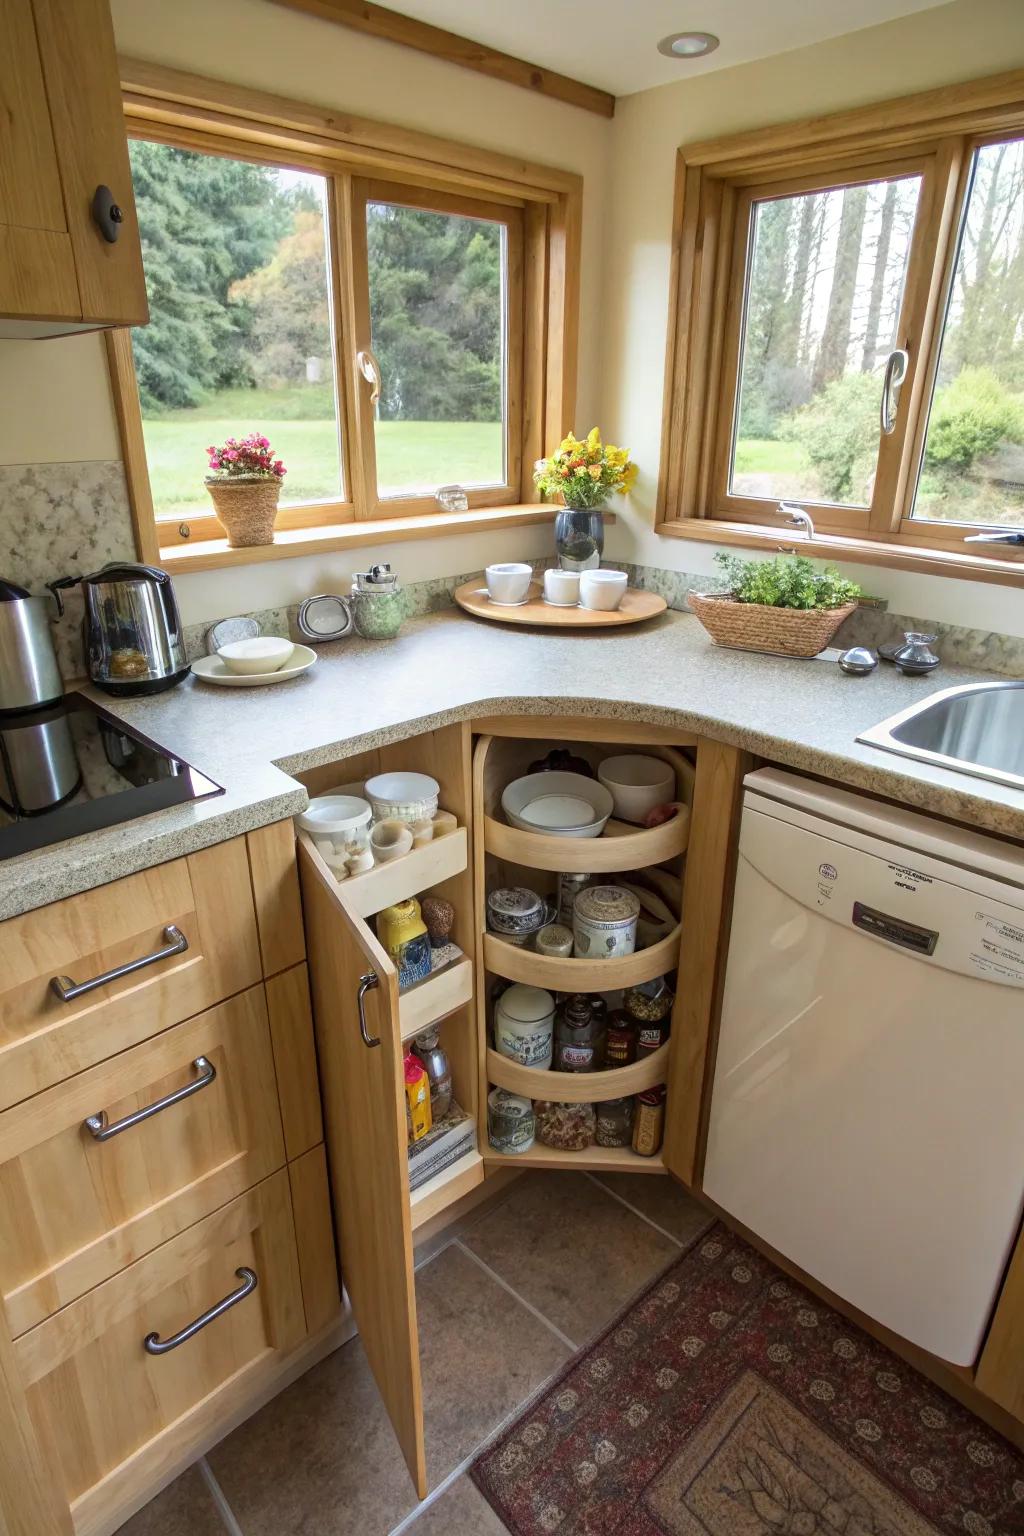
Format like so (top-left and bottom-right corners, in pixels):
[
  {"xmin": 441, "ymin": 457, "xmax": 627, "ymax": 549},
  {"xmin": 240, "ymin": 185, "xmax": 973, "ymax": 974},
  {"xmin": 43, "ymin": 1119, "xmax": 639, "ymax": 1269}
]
[
  {"xmin": 298, "ymin": 837, "xmax": 427, "ymax": 1498},
  {"xmin": 31, "ymin": 0, "xmax": 149, "ymax": 325}
]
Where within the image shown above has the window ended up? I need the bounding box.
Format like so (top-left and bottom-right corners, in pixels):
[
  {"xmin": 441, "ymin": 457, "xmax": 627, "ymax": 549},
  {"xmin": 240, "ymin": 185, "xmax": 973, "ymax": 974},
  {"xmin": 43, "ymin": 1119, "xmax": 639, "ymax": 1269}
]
[
  {"xmin": 658, "ymin": 78, "xmax": 1024, "ymax": 580},
  {"xmin": 110, "ymin": 65, "xmax": 580, "ymax": 565}
]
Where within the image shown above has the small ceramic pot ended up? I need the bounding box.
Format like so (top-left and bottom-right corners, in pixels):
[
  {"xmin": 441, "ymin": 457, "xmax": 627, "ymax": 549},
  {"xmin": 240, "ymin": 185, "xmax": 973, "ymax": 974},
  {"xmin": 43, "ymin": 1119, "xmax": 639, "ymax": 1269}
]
[
  {"xmin": 485, "ymin": 563, "xmax": 532, "ymax": 605},
  {"xmin": 543, "ymin": 568, "xmax": 580, "ymax": 607},
  {"xmin": 370, "ymin": 819, "xmax": 414, "ymax": 863},
  {"xmin": 535, "ymin": 923, "xmax": 574, "ymax": 958},
  {"xmin": 579, "ymin": 569, "xmax": 628, "ymax": 612},
  {"xmin": 487, "ymin": 886, "xmax": 548, "ymax": 935},
  {"xmin": 573, "ymin": 884, "xmax": 641, "ymax": 959},
  {"xmin": 494, "ymin": 984, "xmax": 555, "ymax": 1068}
]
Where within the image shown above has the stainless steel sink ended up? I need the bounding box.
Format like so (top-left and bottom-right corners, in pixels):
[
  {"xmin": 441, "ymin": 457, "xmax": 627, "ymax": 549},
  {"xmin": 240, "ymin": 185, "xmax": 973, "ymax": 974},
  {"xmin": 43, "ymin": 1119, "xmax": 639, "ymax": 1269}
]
[{"xmin": 858, "ymin": 680, "xmax": 1024, "ymax": 792}]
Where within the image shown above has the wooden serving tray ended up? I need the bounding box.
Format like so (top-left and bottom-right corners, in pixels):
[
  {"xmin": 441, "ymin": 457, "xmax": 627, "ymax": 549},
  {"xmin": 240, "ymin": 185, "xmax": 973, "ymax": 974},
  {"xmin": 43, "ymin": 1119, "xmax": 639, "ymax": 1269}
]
[{"xmin": 454, "ymin": 578, "xmax": 667, "ymax": 628}]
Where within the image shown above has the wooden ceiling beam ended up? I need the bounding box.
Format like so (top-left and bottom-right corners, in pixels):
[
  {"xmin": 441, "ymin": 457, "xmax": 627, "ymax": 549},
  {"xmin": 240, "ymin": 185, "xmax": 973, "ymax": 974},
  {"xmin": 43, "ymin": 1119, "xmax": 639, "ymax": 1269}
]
[{"xmin": 265, "ymin": 0, "xmax": 616, "ymax": 118}]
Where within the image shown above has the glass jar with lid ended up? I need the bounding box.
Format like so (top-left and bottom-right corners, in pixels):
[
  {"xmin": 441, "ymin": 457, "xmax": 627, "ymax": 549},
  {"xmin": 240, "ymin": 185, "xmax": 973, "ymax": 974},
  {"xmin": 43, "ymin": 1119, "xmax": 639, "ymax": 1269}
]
[
  {"xmin": 554, "ymin": 993, "xmax": 606, "ymax": 1072},
  {"xmin": 596, "ymin": 1097, "xmax": 634, "ymax": 1148}
]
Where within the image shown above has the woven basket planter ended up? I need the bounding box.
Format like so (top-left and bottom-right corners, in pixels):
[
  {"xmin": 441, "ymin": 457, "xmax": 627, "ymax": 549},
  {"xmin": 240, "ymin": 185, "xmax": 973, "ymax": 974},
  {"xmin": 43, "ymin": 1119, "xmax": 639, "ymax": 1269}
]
[
  {"xmin": 688, "ymin": 590, "xmax": 857, "ymax": 658},
  {"xmin": 205, "ymin": 476, "xmax": 281, "ymax": 548}
]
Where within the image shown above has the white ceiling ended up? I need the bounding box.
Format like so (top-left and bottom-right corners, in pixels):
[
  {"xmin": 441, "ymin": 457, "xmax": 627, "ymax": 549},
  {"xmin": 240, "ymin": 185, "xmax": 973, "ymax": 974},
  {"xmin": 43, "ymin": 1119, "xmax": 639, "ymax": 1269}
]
[{"xmin": 387, "ymin": 0, "xmax": 950, "ymax": 97}]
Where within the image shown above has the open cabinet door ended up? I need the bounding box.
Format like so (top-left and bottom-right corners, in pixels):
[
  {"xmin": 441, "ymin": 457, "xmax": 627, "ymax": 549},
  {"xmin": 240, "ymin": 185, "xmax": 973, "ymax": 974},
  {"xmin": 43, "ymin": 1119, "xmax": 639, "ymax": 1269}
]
[{"xmin": 298, "ymin": 836, "xmax": 427, "ymax": 1498}]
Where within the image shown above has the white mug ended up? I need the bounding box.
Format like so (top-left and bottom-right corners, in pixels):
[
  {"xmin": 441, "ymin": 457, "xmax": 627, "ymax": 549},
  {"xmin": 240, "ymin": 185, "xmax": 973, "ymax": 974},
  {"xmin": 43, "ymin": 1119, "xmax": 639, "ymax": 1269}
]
[
  {"xmin": 485, "ymin": 562, "xmax": 533, "ymax": 606},
  {"xmin": 579, "ymin": 569, "xmax": 628, "ymax": 612},
  {"xmin": 543, "ymin": 568, "xmax": 580, "ymax": 607}
]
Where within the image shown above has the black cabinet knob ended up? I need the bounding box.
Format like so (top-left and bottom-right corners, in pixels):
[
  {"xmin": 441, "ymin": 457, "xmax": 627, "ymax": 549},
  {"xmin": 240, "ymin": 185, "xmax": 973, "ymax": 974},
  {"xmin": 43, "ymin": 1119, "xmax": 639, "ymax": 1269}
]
[{"xmin": 91, "ymin": 185, "xmax": 123, "ymax": 243}]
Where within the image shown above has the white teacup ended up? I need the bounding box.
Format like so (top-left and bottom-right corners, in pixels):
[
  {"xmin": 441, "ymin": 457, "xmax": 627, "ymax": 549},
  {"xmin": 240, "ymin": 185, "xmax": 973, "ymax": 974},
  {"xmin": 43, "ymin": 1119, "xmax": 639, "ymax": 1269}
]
[
  {"xmin": 543, "ymin": 568, "xmax": 580, "ymax": 607},
  {"xmin": 485, "ymin": 562, "xmax": 533, "ymax": 606},
  {"xmin": 579, "ymin": 569, "xmax": 628, "ymax": 612}
]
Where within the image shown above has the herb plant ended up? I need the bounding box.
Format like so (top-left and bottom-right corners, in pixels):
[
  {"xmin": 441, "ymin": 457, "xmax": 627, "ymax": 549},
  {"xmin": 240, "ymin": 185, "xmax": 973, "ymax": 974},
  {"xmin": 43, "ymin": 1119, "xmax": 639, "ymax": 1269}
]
[{"xmin": 713, "ymin": 551, "xmax": 861, "ymax": 611}]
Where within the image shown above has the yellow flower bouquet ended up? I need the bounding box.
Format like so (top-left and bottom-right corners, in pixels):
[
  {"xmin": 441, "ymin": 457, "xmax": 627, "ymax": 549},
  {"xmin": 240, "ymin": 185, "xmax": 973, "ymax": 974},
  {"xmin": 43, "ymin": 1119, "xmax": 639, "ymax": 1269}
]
[{"xmin": 534, "ymin": 428, "xmax": 638, "ymax": 510}]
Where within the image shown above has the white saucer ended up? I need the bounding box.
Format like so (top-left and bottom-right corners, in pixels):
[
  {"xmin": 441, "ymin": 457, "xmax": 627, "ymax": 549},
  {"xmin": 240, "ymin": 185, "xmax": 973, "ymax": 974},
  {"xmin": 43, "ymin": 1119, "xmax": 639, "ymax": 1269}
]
[{"xmin": 191, "ymin": 643, "xmax": 317, "ymax": 687}]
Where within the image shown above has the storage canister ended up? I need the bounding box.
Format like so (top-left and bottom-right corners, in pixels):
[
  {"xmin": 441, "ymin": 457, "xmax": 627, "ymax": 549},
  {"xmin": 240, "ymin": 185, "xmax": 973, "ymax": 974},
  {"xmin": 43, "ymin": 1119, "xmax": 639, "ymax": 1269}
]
[
  {"xmin": 494, "ymin": 984, "xmax": 555, "ymax": 1068},
  {"xmin": 487, "ymin": 1088, "xmax": 535, "ymax": 1154},
  {"xmin": 377, "ymin": 898, "xmax": 431, "ymax": 991},
  {"xmin": 573, "ymin": 884, "xmax": 641, "ymax": 960}
]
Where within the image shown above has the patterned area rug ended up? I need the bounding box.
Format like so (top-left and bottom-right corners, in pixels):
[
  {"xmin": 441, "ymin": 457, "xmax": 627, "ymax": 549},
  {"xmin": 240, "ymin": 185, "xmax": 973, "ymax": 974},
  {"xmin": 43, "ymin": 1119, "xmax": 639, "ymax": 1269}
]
[{"xmin": 470, "ymin": 1223, "xmax": 1024, "ymax": 1536}]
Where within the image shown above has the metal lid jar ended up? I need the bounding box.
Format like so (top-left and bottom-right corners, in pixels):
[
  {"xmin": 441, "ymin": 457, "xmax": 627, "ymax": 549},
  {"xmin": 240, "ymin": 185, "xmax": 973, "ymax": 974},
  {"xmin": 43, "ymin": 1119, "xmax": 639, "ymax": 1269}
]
[
  {"xmin": 350, "ymin": 563, "xmax": 404, "ymax": 640},
  {"xmin": 572, "ymin": 884, "xmax": 641, "ymax": 960}
]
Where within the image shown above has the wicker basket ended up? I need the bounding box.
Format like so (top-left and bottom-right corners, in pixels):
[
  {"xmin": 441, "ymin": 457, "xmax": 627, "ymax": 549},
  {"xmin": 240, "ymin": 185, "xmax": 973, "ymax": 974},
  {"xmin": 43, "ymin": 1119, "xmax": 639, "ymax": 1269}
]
[
  {"xmin": 205, "ymin": 476, "xmax": 281, "ymax": 548},
  {"xmin": 688, "ymin": 590, "xmax": 857, "ymax": 658}
]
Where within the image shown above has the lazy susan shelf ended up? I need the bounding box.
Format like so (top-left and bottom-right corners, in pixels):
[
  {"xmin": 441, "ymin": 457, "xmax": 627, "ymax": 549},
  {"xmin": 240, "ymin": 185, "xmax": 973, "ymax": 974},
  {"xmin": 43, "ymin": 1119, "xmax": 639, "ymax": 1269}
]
[{"xmin": 454, "ymin": 580, "xmax": 667, "ymax": 629}]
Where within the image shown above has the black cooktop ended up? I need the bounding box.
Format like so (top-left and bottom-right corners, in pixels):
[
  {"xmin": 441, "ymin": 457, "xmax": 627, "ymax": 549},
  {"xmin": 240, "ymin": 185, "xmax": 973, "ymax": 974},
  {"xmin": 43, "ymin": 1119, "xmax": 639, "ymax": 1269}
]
[{"xmin": 0, "ymin": 694, "xmax": 223, "ymax": 861}]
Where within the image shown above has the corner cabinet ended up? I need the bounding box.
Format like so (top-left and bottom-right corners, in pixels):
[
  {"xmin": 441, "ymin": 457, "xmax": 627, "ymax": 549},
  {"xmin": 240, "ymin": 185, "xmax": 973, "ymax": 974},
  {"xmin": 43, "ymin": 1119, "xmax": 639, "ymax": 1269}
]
[
  {"xmin": 299, "ymin": 718, "xmax": 744, "ymax": 1496},
  {"xmin": 0, "ymin": 0, "xmax": 148, "ymax": 336}
]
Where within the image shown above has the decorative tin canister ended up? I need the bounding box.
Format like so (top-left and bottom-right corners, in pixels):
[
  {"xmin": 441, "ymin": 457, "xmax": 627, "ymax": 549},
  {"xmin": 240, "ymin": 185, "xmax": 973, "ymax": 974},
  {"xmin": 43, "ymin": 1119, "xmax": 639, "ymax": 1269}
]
[{"xmin": 572, "ymin": 884, "xmax": 641, "ymax": 960}]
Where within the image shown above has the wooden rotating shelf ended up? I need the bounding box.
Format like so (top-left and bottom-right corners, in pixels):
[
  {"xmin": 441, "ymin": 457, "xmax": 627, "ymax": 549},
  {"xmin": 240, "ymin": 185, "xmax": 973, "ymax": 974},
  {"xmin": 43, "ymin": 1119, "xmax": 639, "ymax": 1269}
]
[
  {"xmin": 487, "ymin": 1040, "xmax": 670, "ymax": 1103},
  {"xmin": 484, "ymin": 1143, "xmax": 664, "ymax": 1173},
  {"xmin": 483, "ymin": 926, "xmax": 681, "ymax": 990},
  {"xmin": 483, "ymin": 809, "xmax": 688, "ymax": 873}
]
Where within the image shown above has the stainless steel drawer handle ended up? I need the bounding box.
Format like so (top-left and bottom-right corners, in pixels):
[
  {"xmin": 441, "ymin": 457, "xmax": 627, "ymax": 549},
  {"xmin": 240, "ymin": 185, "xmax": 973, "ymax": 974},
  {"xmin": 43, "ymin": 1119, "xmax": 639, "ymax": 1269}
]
[
  {"xmin": 50, "ymin": 924, "xmax": 189, "ymax": 1003},
  {"xmin": 357, "ymin": 971, "xmax": 381, "ymax": 1048},
  {"xmin": 83, "ymin": 1056, "xmax": 217, "ymax": 1142},
  {"xmin": 143, "ymin": 1267, "xmax": 257, "ymax": 1356}
]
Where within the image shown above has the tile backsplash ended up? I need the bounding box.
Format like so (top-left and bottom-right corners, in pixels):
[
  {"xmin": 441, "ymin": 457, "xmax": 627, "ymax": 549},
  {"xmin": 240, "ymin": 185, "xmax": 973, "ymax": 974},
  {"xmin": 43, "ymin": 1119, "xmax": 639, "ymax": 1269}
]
[{"xmin": 2, "ymin": 457, "xmax": 1021, "ymax": 683}]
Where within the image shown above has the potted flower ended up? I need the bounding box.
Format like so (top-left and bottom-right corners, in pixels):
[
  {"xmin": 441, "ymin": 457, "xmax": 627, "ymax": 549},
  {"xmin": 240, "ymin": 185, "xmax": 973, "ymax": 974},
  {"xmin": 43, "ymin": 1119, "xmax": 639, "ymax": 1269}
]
[
  {"xmin": 534, "ymin": 428, "xmax": 638, "ymax": 570},
  {"xmin": 205, "ymin": 434, "xmax": 286, "ymax": 548},
  {"xmin": 688, "ymin": 552, "xmax": 861, "ymax": 658}
]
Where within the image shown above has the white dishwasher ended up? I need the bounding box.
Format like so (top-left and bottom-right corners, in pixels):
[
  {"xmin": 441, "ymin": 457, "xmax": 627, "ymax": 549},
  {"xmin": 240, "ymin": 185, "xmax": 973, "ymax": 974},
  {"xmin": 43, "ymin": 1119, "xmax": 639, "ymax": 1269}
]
[{"xmin": 702, "ymin": 767, "xmax": 1024, "ymax": 1366}]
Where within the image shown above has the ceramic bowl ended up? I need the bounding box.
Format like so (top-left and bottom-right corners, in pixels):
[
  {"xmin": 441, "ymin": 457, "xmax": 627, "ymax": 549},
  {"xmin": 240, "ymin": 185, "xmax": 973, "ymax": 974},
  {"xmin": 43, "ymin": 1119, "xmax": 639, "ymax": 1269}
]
[
  {"xmin": 597, "ymin": 754, "xmax": 676, "ymax": 823},
  {"xmin": 501, "ymin": 771, "xmax": 613, "ymax": 838},
  {"xmin": 543, "ymin": 568, "xmax": 580, "ymax": 607},
  {"xmin": 485, "ymin": 562, "xmax": 533, "ymax": 606},
  {"xmin": 579, "ymin": 569, "xmax": 628, "ymax": 612},
  {"xmin": 364, "ymin": 771, "xmax": 440, "ymax": 825},
  {"xmin": 218, "ymin": 635, "xmax": 294, "ymax": 674},
  {"xmin": 369, "ymin": 819, "xmax": 414, "ymax": 863}
]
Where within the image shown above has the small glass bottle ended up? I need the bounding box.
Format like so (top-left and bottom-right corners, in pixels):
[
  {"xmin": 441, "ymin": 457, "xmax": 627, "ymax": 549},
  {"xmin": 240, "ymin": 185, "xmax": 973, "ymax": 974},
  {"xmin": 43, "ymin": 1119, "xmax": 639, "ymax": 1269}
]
[
  {"xmin": 412, "ymin": 1024, "xmax": 452, "ymax": 1120},
  {"xmin": 605, "ymin": 1009, "xmax": 636, "ymax": 1068},
  {"xmin": 554, "ymin": 993, "xmax": 606, "ymax": 1072},
  {"xmin": 596, "ymin": 1097, "xmax": 634, "ymax": 1147}
]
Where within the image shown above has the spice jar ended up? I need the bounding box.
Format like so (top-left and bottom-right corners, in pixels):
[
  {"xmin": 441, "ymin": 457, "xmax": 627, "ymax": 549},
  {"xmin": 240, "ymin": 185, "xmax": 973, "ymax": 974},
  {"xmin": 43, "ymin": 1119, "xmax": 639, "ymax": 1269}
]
[
  {"xmin": 377, "ymin": 899, "xmax": 431, "ymax": 991},
  {"xmin": 557, "ymin": 871, "xmax": 594, "ymax": 927},
  {"xmin": 535, "ymin": 923, "xmax": 574, "ymax": 959},
  {"xmin": 487, "ymin": 1088, "xmax": 535, "ymax": 1154},
  {"xmin": 554, "ymin": 993, "xmax": 605, "ymax": 1072},
  {"xmin": 605, "ymin": 1010, "xmax": 636, "ymax": 1067},
  {"xmin": 534, "ymin": 1101, "xmax": 595, "ymax": 1152},
  {"xmin": 494, "ymin": 984, "xmax": 555, "ymax": 1068},
  {"xmin": 626, "ymin": 979, "xmax": 674, "ymax": 1056},
  {"xmin": 632, "ymin": 1087, "xmax": 666, "ymax": 1157},
  {"xmin": 596, "ymin": 1098, "xmax": 634, "ymax": 1148}
]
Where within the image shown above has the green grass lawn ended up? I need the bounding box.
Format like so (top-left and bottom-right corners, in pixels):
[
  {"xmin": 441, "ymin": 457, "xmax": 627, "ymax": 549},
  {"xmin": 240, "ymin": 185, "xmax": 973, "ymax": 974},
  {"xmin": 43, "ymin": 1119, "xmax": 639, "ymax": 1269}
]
[
  {"xmin": 732, "ymin": 438, "xmax": 809, "ymax": 476},
  {"xmin": 143, "ymin": 407, "xmax": 504, "ymax": 514}
]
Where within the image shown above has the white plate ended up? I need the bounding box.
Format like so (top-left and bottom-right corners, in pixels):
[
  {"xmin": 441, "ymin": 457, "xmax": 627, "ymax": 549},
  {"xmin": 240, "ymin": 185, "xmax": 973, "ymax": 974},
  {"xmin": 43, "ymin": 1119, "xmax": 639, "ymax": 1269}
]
[
  {"xmin": 520, "ymin": 793, "xmax": 600, "ymax": 830},
  {"xmin": 191, "ymin": 643, "xmax": 317, "ymax": 687}
]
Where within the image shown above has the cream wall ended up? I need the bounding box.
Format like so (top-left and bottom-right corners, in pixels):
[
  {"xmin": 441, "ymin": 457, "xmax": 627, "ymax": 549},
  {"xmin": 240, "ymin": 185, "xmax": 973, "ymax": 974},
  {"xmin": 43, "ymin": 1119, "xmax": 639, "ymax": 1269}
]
[
  {"xmin": 0, "ymin": 0, "xmax": 611, "ymax": 623},
  {"xmin": 600, "ymin": 0, "xmax": 1024, "ymax": 635}
]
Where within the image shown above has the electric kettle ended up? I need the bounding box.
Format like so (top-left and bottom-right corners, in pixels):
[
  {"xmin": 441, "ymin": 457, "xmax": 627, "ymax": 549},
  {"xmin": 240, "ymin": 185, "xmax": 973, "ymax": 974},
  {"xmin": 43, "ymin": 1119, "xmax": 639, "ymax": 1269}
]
[
  {"xmin": 49, "ymin": 563, "xmax": 189, "ymax": 697},
  {"xmin": 0, "ymin": 578, "xmax": 63, "ymax": 713}
]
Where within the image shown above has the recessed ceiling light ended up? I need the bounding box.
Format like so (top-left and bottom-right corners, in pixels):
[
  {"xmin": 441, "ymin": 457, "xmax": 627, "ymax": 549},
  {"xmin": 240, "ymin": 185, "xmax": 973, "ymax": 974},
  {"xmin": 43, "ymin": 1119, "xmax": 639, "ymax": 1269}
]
[{"xmin": 657, "ymin": 30, "xmax": 720, "ymax": 59}]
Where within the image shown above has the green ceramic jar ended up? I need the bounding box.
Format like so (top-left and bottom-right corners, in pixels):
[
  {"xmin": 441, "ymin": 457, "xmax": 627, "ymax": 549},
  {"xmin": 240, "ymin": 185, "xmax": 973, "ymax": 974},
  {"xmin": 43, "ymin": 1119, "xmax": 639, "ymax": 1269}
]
[{"xmin": 351, "ymin": 563, "xmax": 405, "ymax": 639}]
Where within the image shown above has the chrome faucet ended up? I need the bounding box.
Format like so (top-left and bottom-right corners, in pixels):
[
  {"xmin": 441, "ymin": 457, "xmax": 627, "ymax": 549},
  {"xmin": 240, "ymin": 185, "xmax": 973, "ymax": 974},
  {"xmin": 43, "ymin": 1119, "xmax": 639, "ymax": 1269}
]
[{"xmin": 779, "ymin": 502, "xmax": 815, "ymax": 541}]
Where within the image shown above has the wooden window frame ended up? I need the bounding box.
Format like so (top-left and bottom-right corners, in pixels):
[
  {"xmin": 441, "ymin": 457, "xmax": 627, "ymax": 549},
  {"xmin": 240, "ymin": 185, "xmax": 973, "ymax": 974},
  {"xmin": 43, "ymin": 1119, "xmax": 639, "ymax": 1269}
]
[
  {"xmin": 108, "ymin": 58, "xmax": 582, "ymax": 570},
  {"xmin": 657, "ymin": 68, "xmax": 1024, "ymax": 587}
]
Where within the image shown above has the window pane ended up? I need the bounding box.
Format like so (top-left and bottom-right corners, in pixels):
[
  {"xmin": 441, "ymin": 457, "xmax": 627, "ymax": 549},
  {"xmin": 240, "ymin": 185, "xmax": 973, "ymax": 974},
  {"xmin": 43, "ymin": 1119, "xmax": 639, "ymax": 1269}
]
[
  {"xmin": 912, "ymin": 140, "xmax": 1024, "ymax": 527},
  {"xmin": 128, "ymin": 141, "xmax": 343, "ymax": 519},
  {"xmin": 366, "ymin": 201, "xmax": 506, "ymax": 497},
  {"xmin": 730, "ymin": 175, "xmax": 920, "ymax": 507}
]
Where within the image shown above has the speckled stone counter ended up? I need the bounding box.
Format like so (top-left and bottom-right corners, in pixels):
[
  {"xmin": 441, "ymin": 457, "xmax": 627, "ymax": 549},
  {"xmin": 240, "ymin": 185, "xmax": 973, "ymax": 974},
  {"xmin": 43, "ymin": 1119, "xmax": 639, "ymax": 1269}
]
[{"xmin": 3, "ymin": 608, "xmax": 1022, "ymax": 920}]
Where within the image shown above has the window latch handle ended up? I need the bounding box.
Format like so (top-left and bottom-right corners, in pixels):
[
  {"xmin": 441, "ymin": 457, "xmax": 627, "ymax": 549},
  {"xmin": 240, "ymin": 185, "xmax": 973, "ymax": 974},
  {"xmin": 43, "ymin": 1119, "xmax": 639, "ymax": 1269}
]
[
  {"xmin": 356, "ymin": 349, "xmax": 382, "ymax": 405},
  {"xmin": 880, "ymin": 348, "xmax": 909, "ymax": 435}
]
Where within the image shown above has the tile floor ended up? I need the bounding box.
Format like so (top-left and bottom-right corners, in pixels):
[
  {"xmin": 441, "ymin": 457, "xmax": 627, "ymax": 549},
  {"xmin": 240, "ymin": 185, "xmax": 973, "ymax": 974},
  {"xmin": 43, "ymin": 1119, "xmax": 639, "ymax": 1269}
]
[{"xmin": 115, "ymin": 1170, "xmax": 711, "ymax": 1536}]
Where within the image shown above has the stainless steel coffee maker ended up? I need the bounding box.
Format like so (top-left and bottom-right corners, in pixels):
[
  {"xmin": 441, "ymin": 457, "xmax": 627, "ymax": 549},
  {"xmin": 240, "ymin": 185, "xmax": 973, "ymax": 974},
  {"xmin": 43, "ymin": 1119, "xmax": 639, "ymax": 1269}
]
[{"xmin": 49, "ymin": 563, "xmax": 189, "ymax": 697}]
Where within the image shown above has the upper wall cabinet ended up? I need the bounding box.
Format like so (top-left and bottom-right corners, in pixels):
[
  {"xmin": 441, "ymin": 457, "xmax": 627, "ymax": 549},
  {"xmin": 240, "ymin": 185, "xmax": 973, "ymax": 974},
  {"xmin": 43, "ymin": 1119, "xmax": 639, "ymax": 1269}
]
[{"xmin": 0, "ymin": 0, "xmax": 148, "ymax": 336}]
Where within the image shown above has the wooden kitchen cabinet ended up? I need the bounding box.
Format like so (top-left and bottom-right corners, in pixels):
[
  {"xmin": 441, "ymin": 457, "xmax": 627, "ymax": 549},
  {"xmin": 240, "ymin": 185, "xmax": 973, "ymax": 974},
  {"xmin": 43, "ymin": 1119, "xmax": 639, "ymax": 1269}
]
[{"xmin": 0, "ymin": 0, "xmax": 148, "ymax": 334}]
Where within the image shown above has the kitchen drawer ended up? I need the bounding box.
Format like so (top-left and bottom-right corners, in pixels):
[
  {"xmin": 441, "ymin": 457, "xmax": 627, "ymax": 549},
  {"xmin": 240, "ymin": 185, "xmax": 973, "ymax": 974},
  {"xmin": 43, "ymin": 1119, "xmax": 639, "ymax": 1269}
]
[
  {"xmin": 0, "ymin": 838, "xmax": 262, "ymax": 1111},
  {"xmin": 14, "ymin": 1170, "xmax": 305, "ymax": 1512},
  {"xmin": 0, "ymin": 986, "xmax": 285, "ymax": 1336}
]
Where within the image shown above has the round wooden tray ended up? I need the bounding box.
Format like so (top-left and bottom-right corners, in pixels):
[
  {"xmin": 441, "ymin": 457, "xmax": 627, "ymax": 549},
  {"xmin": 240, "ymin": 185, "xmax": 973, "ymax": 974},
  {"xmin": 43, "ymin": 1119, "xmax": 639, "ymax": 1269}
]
[{"xmin": 454, "ymin": 579, "xmax": 667, "ymax": 628}]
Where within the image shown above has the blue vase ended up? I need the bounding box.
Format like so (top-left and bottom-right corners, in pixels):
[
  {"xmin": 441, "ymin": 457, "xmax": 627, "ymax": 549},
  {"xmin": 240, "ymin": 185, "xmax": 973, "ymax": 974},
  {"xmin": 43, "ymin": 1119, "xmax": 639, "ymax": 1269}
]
[{"xmin": 555, "ymin": 508, "xmax": 604, "ymax": 571}]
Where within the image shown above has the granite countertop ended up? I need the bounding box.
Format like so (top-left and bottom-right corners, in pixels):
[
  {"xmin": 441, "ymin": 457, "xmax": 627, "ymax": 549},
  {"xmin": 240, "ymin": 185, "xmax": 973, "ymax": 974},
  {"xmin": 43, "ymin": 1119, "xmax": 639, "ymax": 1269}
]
[{"xmin": 4, "ymin": 608, "xmax": 1023, "ymax": 921}]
